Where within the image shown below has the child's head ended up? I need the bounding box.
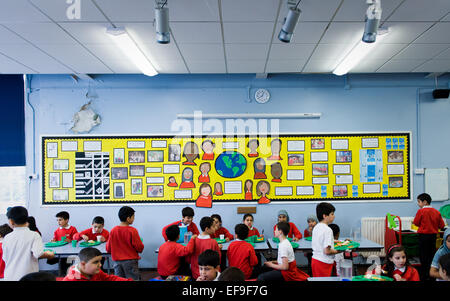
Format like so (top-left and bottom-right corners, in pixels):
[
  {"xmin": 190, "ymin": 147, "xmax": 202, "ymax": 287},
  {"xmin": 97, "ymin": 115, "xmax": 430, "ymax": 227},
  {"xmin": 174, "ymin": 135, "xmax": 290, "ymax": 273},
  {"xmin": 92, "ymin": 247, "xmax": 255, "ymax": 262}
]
[
  {"xmin": 329, "ymin": 223, "xmax": 340, "ymax": 240},
  {"xmin": 438, "ymin": 253, "xmax": 450, "ymax": 281},
  {"xmin": 7, "ymin": 206, "xmax": 29, "ymax": 227},
  {"xmin": 386, "ymin": 244, "xmax": 408, "ymax": 270},
  {"xmin": 56, "ymin": 211, "xmax": 70, "ymax": 227},
  {"xmin": 235, "ymin": 223, "xmax": 250, "ymax": 240},
  {"xmin": 78, "ymin": 247, "xmax": 103, "ymax": 277},
  {"xmin": 277, "ymin": 210, "xmax": 289, "ymax": 223},
  {"xmin": 417, "ymin": 193, "xmax": 432, "ymax": 207},
  {"xmin": 316, "ymin": 202, "xmax": 335, "ymax": 224},
  {"xmin": 211, "ymin": 214, "xmax": 222, "ymax": 230},
  {"xmin": 118, "ymin": 206, "xmax": 135, "ymax": 224},
  {"xmin": 165, "ymin": 224, "xmax": 180, "ymax": 242},
  {"xmin": 275, "ymin": 221, "xmax": 290, "ymax": 238},
  {"xmin": 200, "ymin": 216, "xmax": 215, "ymax": 234},
  {"xmin": 0, "ymin": 223, "xmax": 13, "ymax": 239},
  {"xmin": 243, "ymin": 213, "xmax": 254, "ymax": 229},
  {"xmin": 27, "ymin": 216, "xmax": 39, "ymax": 232},
  {"xmin": 181, "ymin": 206, "xmax": 195, "ymax": 225},
  {"xmin": 307, "ymin": 215, "xmax": 318, "ymax": 228},
  {"xmin": 198, "ymin": 249, "xmax": 220, "ymax": 281},
  {"xmin": 91, "ymin": 216, "xmax": 104, "ymax": 233},
  {"xmin": 19, "ymin": 272, "xmax": 56, "ymax": 281},
  {"xmin": 217, "ymin": 266, "xmax": 245, "ymax": 281}
]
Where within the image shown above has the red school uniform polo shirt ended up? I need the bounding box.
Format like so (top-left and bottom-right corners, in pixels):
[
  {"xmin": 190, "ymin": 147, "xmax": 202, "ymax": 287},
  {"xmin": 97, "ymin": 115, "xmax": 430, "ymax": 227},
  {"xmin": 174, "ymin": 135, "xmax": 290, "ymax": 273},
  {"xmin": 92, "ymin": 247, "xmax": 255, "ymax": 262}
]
[
  {"xmin": 73, "ymin": 228, "xmax": 109, "ymax": 242},
  {"xmin": 187, "ymin": 235, "xmax": 221, "ymax": 280},
  {"xmin": 162, "ymin": 220, "xmax": 200, "ymax": 241},
  {"xmin": 63, "ymin": 265, "xmax": 132, "ymax": 281},
  {"xmin": 413, "ymin": 206, "xmax": 445, "ymax": 234},
  {"xmin": 157, "ymin": 239, "xmax": 196, "ymax": 277},
  {"xmin": 227, "ymin": 240, "xmax": 258, "ymax": 279},
  {"xmin": 53, "ymin": 225, "xmax": 78, "ymax": 241},
  {"xmin": 105, "ymin": 225, "xmax": 144, "ymax": 261},
  {"xmin": 211, "ymin": 226, "xmax": 234, "ymax": 241}
]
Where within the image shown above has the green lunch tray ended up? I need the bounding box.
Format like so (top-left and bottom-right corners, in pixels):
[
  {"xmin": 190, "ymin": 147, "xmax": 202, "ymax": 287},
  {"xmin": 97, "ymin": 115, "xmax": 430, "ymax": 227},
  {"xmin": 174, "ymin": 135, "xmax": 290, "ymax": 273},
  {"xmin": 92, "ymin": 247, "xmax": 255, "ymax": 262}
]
[
  {"xmin": 272, "ymin": 237, "xmax": 293, "ymax": 243},
  {"xmin": 334, "ymin": 240, "xmax": 360, "ymax": 251},
  {"xmin": 290, "ymin": 242, "xmax": 299, "ymax": 248},
  {"xmin": 79, "ymin": 241, "xmax": 102, "ymax": 248},
  {"xmin": 304, "ymin": 236, "xmax": 312, "ymax": 241},
  {"xmin": 245, "ymin": 235, "xmax": 265, "ymax": 243},
  {"xmin": 214, "ymin": 238, "xmax": 226, "ymax": 244},
  {"xmin": 440, "ymin": 204, "xmax": 450, "ymax": 219},
  {"xmin": 352, "ymin": 275, "xmax": 393, "ymax": 281},
  {"xmin": 44, "ymin": 241, "xmax": 69, "ymax": 248}
]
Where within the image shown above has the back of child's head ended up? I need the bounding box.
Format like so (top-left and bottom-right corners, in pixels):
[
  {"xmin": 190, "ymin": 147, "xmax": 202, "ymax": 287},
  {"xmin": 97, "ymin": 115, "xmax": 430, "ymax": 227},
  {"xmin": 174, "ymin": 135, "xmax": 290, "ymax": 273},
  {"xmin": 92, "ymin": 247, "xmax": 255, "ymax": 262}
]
[
  {"xmin": 218, "ymin": 266, "xmax": 245, "ymax": 281},
  {"xmin": 79, "ymin": 247, "xmax": 102, "ymax": 263},
  {"xmin": 276, "ymin": 221, "xmax": 290, "ymax": 236},
  {"xmin": 118, "ymin": 206, "xmax": 135, "ymax": 222},
  {"xmin": 0, "ymin": 223, "xmax": 13, "ymax": 238},
  {"xmin": 165, "ymin": 224, "xmax": 180, "ymax": 242},
  {"xmin": 316, "ymin": 202, "xmax": 335, "ymax": 221},
  {"xmin": 200, "ymin": 216, "xmax": 214, "ymax": 231},
  {"xmin": 211, "ymin": 214, "xmax": 222, "ymax": 223},
  {"xmin": 182, "ymin": 206, "xmax": 195, "ymax": 218},
  {"xmin": 198, "ymin": 249, "xmax": 220, "ymax": 267},
  {"xmin": 7, "ymin": 206, "xmax": 29, "ymax": 225},
  {"xmin": 19, "ymin": 272, "xmax": 56, "ymax": 281},
  {"xmin": 235, "ymin": 223, "xmax": 249, "ymax": 240},
  {"xmin": 329, "ymin": 223, "xmax": 340, "ymax": 239},
  {"xmin": 56, "ymin": 211, "xmax": 70, "ymax": 220},
  {"xmin": 417, "ymin": 193, "xmax": 432, "ymax": 204},
  {"xmin": 438, "ymin": 253, "xmax": 450, "ymax": 277},
  {"xmin": 92, "ymin": 216, "xmax": 104, "ymax": 225},
  {"xmin": 243, "ymin": 213, "xmax": 253, "ymax": 221}
]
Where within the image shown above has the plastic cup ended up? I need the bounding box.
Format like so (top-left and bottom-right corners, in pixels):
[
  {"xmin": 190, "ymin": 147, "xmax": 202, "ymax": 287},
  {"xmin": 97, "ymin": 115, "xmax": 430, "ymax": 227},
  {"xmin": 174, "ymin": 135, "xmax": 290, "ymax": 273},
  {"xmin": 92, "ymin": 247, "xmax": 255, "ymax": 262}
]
[
  {"xmin": 219, "ymin": 234, "xmax": 225, "ymax": 240},
  {"xmin": 97, "ymin": 235, "xmax": 102, "ymax": 242},
  {"xmin": 71, "ymin": 240, "xmax": 77, "ymax": 247}
]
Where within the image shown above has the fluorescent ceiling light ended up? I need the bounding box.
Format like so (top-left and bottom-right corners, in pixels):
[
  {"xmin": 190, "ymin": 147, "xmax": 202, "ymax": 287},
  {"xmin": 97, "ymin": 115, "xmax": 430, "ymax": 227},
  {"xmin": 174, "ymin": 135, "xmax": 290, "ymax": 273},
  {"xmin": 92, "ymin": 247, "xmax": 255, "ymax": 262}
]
[
  {"xmin": 106, "ymin": 27, "xmax": 158, "ymax": 77},
  {"xmin": 333, "ymin": 30, "xmax": 388, "ymax": 76}
]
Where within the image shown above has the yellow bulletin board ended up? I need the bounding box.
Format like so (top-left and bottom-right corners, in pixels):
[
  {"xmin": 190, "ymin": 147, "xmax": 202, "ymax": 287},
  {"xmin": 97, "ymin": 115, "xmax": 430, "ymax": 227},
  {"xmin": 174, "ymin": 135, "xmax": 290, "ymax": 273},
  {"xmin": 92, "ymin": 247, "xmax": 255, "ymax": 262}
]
[{"xmin": 41, "ymin": 133, "xmax": 411, "ymax": 206}]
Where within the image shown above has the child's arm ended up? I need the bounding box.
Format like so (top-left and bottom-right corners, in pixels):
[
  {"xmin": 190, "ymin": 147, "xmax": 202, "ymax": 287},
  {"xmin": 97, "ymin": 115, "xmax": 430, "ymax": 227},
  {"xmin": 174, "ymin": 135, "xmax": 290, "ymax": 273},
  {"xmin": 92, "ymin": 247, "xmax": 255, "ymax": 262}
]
[
  {"xmin": 324, "ymin": 245, "xmax": 340, "ymax": 255},
  {"xmin": 132, "ymin": 229, "xmax": 144, "ymax": 253},
  {"xmin": 292, "ymin": 223, "xmax": 302, "ymax": 241},
  {"xmin": 175, "ymin": 235, "xmax": 197, "ymax": 256},
  {"xmin": 264, "ymin": 257, "xmax": 289, "ymax": 271},
  {"xmin": 413, "ymin": 210, "xmax": 422, "ymax": 228},
  {"xmin": 429, "ymin": 266, "xmax": 441, "ymax": 279}
]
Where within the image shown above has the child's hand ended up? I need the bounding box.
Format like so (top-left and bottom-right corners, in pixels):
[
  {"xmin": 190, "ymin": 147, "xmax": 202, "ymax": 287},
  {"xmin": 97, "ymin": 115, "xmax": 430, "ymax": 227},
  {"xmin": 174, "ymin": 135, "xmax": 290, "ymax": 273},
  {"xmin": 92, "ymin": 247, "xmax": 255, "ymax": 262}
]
[
  {"xmin": 81, "ymin": 235, "xmax": 89, "ymax": 241},
  {"xmin": 196, "ymin": 275, "xmax": 207, "ymax": 281},
  {"xmin": 191, "ymin": 234, "xmax": 198, "ymax": 240},
  {"xmin": 293, "ymin": 237, "xmax": 299, "ymax": 242},
  {"xmin": 393, "ymin": 274, "xmax": 404, "ymax": 281},
  {"xmin": 373, "ymin": 265, "xmax": 382, "ymax": 275},
  {"xmin": 218, "ymin": 244, "xmax": 223, "ymax": 250},
  {"xmin": 225, "ymin": 237, "xmax": 230, "ymax": 242}
]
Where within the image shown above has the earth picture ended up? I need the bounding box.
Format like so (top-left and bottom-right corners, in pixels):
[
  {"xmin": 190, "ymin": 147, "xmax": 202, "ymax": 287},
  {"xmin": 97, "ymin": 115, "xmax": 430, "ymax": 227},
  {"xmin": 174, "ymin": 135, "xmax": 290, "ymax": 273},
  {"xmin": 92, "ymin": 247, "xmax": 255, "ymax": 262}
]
[{"xmin": 215, "ymin": 151, "xmax": 247, "ymax": 178}]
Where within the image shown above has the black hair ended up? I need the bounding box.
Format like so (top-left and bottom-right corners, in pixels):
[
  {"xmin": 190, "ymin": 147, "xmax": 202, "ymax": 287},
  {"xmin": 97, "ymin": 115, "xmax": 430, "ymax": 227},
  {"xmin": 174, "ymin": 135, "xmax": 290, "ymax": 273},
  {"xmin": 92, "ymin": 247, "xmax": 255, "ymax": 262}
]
[
  {"xmin": 211, "ymin": 214, "xmax": 222, "ymax": 223},
  {"xmin": 329, "ymin": 224, "xmax": 340, "ymax": 239},
  {"xmin": 182, "ymin": 206, "xmax": 195, "ymax": 218},
  {"xmin": 417, "ymin": 193, "xmax": 432, "ymax": 204},
  {"xmin": 0, "ymin": 224, "xmax": 13, "ymax": 238},
  {"xmin": 384, "ymin": 245, "xmax": 411, "ymax": 278},
  {"xmin": 19, "ymin": 272, "xmax": 56, "ymax": 281},
  {"xmin": 118, "ymin": 206, "xmax": 135, "ymax": 222},
  {"xmin": 79, "ymin": 247, "xmax": 102, "ymax": 263},
  {"xmin": 198, "ymin": 249, "xmax": 220, "ymax": 267},
  {"xmin": 27, "ymin": 216, "xmax": 41, "ymax": 236},
  {"xmin": 165, "ymin": 224, "xmax": 180, "ymax": 242},
  {"xmin": 276, "ymin": 221, "xmax": 290, "ymax": 236},
  {"xmin": 316, "ymin": 202, "xmax": 335, "ymax": 222},
  {"xmin": 235, "ymin": 223, "xmax": 249, "ymax": 240},
  {"xmin": 438, "ymin": 253, "xmax": 450, "ymax": 277},
  {"xmin": 56, "ymin": 211, "xmax": 70, "ymax": 220},
  {"xmin": 92, "ymin": 216, "xmax": 104, "ymax": 225},
  {"xmin": 218, "ymin": 266, "xmax": 245, "ymax": 281},
  {"xmin": 200, "ymin": 216, "xmax": 214, "ymax": 231},
  {"xmin": 7, "ymin": 206, "xmax": 28, "ymax": 225},
  {"xmin": 243, "ymin": 213, "xmax": 254, "ymax": 222}
]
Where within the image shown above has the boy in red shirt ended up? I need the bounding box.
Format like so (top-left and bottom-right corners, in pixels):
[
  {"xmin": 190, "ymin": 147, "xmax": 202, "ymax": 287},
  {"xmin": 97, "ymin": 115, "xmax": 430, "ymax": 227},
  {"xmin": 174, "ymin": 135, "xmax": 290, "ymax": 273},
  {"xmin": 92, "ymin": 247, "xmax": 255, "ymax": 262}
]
[
  {"xmin": 187, "ymin": 216, "xmax": 221, "ymax": 280},
  {"xmin": 158, "ymin": 225, "xmax": 197, "ymax": 278},
  {"xmin": 210, "ymin": 214, "xmax": 233, "ymax": 241},
  {"xmin": 74, "ymin": 216, "xmax": 109, "ymax": 243},
  {"xmin": 64, "ymin": 247, "xmax": 131, "ymax": 281},
  {"xmin": 227, "ymin": 223, "xmax": 259, "ymax": 280},
  {"xmin": 106, "ymin": 206, "xmax": 144, "ymax": 280},
  {"xmin": 52, "ymin": 211, "xmax": 78, "ymax": 242},
  {"xmin": 162, "ymin": 207, "xmax": 199, "ymax": 241},
  {"xmin": 413, "ymin": 193, "xmax": 445, "ymax": 281}
]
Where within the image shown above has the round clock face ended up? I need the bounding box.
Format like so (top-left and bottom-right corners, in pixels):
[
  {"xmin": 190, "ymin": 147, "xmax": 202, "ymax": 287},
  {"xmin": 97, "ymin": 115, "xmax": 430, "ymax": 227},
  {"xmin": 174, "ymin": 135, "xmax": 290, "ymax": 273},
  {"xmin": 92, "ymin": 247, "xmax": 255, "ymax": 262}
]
[{"xmin": 254, "ymin": 89, "xmax": 270, "ymax": 104}]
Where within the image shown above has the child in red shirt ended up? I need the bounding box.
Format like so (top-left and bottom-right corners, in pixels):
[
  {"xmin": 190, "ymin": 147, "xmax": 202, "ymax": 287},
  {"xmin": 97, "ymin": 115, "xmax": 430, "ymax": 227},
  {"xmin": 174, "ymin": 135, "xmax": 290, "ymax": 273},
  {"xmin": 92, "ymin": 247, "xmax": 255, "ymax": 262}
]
[
  {"xmin": 210, "ymin": 214, "xmax": 233, "ymax": 242},
  {"xmin": 64, "ymin": 247, "xmax": 131, "ymax": 281},
  {"xmin": 157, "ymin": 225, "xmax": 197, "ymax": 278},
  {"xmin": 106, "ymin": 206, "xmax": 144, "ymax": 280},
  {"xmin": 52, "ymin": 211, "xmax": 78, "ymax": 242},
  {"xmin": 187, "ymin": 216, "xmax": 221, "ymax": 280},
  {"xmin": 227, "ymin": 223, "xmax": 259, "ymax": 279},
  {"xmin": 74, "ymin": 216, "xmax": 109, "ymax": 243},
  {"xmin": 273, "ymin": 210, "xmax": 302, "ymax": 241},
  {"xmin": 370, "ymin": 244, "xmax": 420, "ymax": 281},
  {"xmin": 0, "ymin": 224, "xmax": 13, "ymax": 279},
  {"xmin": 162, "ymin": 207, "xmax": 199, "ymax": 241},
  {"xmin": 243, "ymin": 213, "xmax": 264, "ymax": 238},
  {"xmin": 413, "ymin": 193, "xmax": 445, "ymax": 280}
]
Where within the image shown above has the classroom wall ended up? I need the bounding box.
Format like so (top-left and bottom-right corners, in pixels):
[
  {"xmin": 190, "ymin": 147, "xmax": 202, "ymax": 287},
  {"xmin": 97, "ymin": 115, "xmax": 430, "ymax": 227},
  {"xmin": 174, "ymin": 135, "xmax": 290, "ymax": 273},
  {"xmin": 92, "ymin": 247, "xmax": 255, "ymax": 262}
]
[{"xmin": 12, "ymin": 73, "xmax": 450, "ymax": 269}]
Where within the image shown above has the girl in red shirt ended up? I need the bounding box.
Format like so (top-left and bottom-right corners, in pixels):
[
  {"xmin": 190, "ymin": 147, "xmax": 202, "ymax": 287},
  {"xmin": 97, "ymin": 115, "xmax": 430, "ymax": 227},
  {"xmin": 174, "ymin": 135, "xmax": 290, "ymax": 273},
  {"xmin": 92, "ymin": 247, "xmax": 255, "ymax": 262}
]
[
  {"xmin": 273, "ymin": 210, "xmax": 302, "ymax": 241},
  {"xmin": 372, "ymin": 244, "xmax": 420, "ymax": 281},
  {"xmin": 243, "ymin": 213, "xmax": 264, "ymax": 238}
]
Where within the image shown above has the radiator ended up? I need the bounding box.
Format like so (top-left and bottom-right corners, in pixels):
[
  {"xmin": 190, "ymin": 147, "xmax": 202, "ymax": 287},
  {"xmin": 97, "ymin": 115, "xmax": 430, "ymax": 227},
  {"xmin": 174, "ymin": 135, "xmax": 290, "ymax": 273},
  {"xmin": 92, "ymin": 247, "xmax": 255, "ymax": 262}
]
[{"xmin": 360, "ymin": 216, "xmax": 414, "ymax": 258}]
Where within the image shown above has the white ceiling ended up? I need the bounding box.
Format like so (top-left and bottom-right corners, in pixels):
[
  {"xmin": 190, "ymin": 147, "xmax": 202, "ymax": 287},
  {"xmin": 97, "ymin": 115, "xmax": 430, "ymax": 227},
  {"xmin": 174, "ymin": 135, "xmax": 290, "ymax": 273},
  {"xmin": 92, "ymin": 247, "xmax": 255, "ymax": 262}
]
[{"xmin": 0, "ymin": 0, "xmax": 449, "ymax": 75}]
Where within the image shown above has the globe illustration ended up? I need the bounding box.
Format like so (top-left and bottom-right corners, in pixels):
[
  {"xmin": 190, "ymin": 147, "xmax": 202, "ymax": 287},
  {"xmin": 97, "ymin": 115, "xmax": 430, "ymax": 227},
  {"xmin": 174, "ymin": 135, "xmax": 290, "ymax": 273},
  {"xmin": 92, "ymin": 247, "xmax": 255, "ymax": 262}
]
[{"xmin": 215, "ymin": 151, "xmax": 247, "ymax": 178}]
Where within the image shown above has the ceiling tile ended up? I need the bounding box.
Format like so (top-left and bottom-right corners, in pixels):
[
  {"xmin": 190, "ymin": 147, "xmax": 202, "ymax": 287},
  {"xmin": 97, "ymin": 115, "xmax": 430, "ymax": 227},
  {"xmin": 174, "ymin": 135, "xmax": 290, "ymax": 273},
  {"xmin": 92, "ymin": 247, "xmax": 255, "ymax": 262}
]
[
  {"xmin": 376, "ymin": 59, "xmax": 427, "ymax": 72},
  {"xmin": 29, "ymin": 0, "xmax": 107, "ymax": 22},
  {"xmin": 412, "ymin": 59, "xmax": 450, "ymax": 72},
  {"xmin": 309, "ymin": 43, "xmax": 355, "ymax": 61},
  {"xmin": 222, "ymin": 0, "xmax": 279, "ymax": 22},
  {"xmin": 302, "ymin": 59, "xmax": 337, "ymax": 73},
  {"xmin": 170, "ymin": 22, "xmax": 222, "ymax": 44},
  {"xmin": 177, "ymin": 44, "xmax": 224, "ymax": 61},
  {"xmin": 5, "ymin": 22, "xmax": 75, "ymax": 44},
  {"xmin": 265, "ymin": 59, "xmax": 306, "ymax": 73},
  {"xmin": 225, "ymin": 44, "xmax": 269, "ymax": 60},
  {"xmin": 93, "ymin": 0, "xmax": 154, "ymax": 22},
  {"xmin": 434, "ymin": 45, "xmax": 450, "ymax": 59},
  {"xmin": 268, "ymin": 43, "xmax": 315, "ymax": 60},
  {"xmin": 0, "ymin": 52, "xmax": 36, "ymax": 73},
  {"xmin": 278, "ymin": 0, "xmax": 342, "ymax": 22},
  {"xmin": 227, "ymin": 60, "xmax": 265, "ymax": 73},
  {"xmin": 272, "ymin": 21, "xmax": 329, "ymax": 44},
  {"xmin": 169, "ymin": 0, "xmax": 219, "ymax": 22},
  {"xmin": 334, "ymin": 0, "xmax": 404, "ymax": 22},
  {"xmin": 186, "ymin": 60, "xmax": 226, "ymax": 73},
  {"xmin": 386, "ymin": 0, "xmax": 450, "ymax": 22},
  {"xmin": 393, "ymin": 44, "xmax": 449, "ymax": 60},
  {"xmin": 379, "ymin": 22, "xmax": 434, "ymax": 44},
  {"xmin": 223, "ymin": 22, "xmax": 274, "ymax": 44},
  {"xmin": 350, "ymin": 59, "xmax": 387, "ymax": 73},
  {"xmin": 58, "ymin": 22, "xmax": 113, "ymax": 44},
  {"xmin": 320, "ymin": 22, "xmax": 364, "ymax": 44},
  {"xmin": 0, "ymin": 0, "xmax": 48, "ymax": 23},
  {"xmin": 414, "ymin": 22, "xmax": 450, "ymax": 43}
]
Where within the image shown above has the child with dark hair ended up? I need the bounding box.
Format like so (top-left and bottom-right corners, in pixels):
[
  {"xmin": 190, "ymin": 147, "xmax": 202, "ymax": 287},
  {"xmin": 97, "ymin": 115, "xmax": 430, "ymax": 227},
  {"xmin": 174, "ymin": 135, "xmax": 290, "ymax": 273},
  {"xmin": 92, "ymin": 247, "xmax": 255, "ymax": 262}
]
[
  {"xmin": 243, "ymin": 213, "xmax": 263, "ymax": 238},
  {"xmin": 0, "ymin": 224, "xmax": 13, "ymax": 279},
  {"xmin": 438, "ymin": 253, "xmax": 450, "ymax": 281},
  {"xmin": 187, "ymin": 217, "xmax": 221, "ymax": 280},
  {"xmin": 371, "ymin": 244, "xmax": 419, "ymax": 281},
  {"xmin": 157, "ymin": 225, "xmax": 197, "ymax": 279},
  {"xmin": 413, "ymin": 192, "xmax": 445, "ymax": 281},
  {"xmin": 64, "ymin": 247, "xmax": 132, "ymax": 281},
  {"xmin": 218, "ymin": 266, "xmax": 246, "ymax": 281},
  {"xmin": 52, "ymin": 211, "xmax": 78, "ymax": 242},
  {"xmin": 74, "ymin": 216, "xmax": 109, "ymax": 243},
  {"xmin": 27, "ymin": 216, "xmax": 41, "ymax": 236},
  {"xmin": 162, "ymin": 206, "xmax": 199, "ymax": 241},
  {"xmin": 227, "ymin": 223, "xmax": 258, "ymax": 280},
  {"xmin": 257, "ymin": 221, "xmax": 308, "ymax": 281},
  {"xmin": 430, "ymin": 228, "xmax": 450, "ymax": 279},
  {"xmin": 196, "ymin": 249, "xmax": 221, "ymax": 281},
  {"xmin": 20, "ymin": 271, "xmax": 56, "ymax": 281},
  {"xmin": 210, "ymin": 214, "xmax": 233, "ymax": 242},
  {"xmin": 106, "ymin": 206, "xmax": 144, "ymax": 280},
  {"xmin": 3, "ymin": 206, "xmax": 54, "ymax": 280}
]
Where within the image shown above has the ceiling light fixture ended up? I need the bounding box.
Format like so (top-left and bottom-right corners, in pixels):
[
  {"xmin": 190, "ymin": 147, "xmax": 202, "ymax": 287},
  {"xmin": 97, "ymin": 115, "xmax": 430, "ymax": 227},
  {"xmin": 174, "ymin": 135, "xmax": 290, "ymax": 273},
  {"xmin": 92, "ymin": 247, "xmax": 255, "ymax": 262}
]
[
  {"xmin": 278, "ymin": 0, "xmax": 302, "ymax": 43},
  {"xmin": 155, "ymin": 0, "xmax": 170, "ymax": 44},
  {"xmin": 362, "ymin": 0, "xmax": 382, "ymax": 43},
  {"xmin": 106, "ymin": 26, "xmax": 158, "ymax": 77}
]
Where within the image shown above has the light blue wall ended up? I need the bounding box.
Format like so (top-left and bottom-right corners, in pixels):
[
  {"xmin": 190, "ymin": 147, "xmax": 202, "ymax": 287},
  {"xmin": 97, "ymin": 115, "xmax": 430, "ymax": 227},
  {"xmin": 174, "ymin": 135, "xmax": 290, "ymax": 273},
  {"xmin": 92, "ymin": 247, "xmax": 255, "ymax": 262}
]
[{"xmin": 18, "ymin": 73, "xmax": 450, "ymax": 269}]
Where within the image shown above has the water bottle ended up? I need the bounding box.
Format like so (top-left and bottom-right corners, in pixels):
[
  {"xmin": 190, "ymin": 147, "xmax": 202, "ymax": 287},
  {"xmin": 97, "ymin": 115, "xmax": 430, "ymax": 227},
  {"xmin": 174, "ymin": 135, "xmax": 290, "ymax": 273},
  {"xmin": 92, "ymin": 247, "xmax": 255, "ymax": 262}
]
[{"xmin": 184, "ymin": 231, "xmax": 192, "ymax": 244}]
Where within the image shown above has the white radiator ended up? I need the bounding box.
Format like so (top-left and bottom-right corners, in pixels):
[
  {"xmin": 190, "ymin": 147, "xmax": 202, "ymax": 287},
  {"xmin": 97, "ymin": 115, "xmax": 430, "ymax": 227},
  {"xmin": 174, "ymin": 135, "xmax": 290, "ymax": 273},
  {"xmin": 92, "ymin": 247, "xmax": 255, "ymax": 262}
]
[{"xmin": 360, "ymin": 216, "xmax": 414, "ymax": 258}]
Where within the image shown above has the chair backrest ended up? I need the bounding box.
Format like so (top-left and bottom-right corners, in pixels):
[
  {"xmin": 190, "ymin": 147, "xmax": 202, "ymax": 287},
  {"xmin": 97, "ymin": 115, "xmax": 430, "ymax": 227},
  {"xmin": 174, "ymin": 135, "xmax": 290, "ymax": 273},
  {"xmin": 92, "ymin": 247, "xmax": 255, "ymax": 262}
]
[{"xmin": 384, "ymin": 214, "xmax": 402, "ymax": 252}]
